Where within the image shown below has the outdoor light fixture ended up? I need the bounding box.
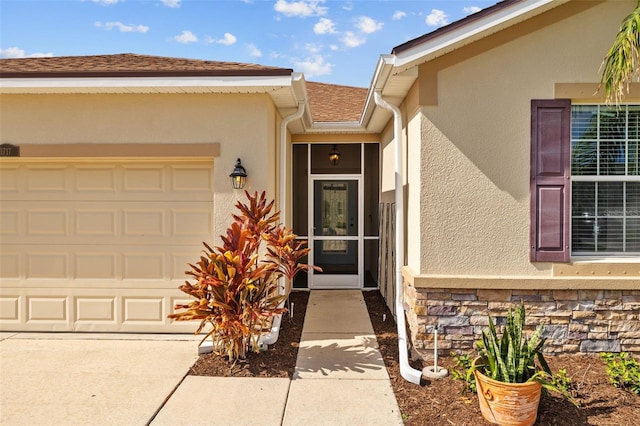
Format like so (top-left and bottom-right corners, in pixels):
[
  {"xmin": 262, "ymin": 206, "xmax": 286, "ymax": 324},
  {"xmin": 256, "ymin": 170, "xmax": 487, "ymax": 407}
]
[
  {"xmin": 229, "ymin": 158, "xmax": 247, "ymax": 189},
  {"xmin": 329, "ymin": 144, "xmax": 340, "ymax": 165}
]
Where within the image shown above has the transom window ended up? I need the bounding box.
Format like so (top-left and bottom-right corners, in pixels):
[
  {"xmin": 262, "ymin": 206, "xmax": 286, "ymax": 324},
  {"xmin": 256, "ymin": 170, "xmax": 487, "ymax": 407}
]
[{"xmin": 571, "ymin": 105, "xmax": 640, "ymax": 255}]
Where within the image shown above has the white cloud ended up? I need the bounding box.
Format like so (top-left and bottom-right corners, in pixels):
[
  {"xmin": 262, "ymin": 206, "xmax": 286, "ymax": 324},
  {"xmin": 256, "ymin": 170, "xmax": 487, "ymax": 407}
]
[
  {"xmin": 174, "ymin": 30, "xmax": 198, "ymax": 43},
  {"xmin": 91, "ymin": 0, "xmax": 122, "ymax": 4},
  {"xmin": 0, "ymin": 47, "xmax": 53, "ymax": 58},
  {"xmin": 1, "ymin": 47, "xmax": 26, "ymax": 58},
  {"xmin": 95, "ymin": 21, "xmax": 149, "ymax": 33},
  {"xmin": 426, "ymin": 9, "xmax": 448, "ymax": 27},
  {"xmin": 247, "ymin": 43, "xmax": 262, "ymax": 57},
  {"xmin": 28, "ymin": 52, "xmax": 55, "ymax": 58},
  {"xmin": 342, "ymin": 2, "xmax": 353, "ymax": 11},
  {"xmin": 355, "ymin": 16, "xmax": 382, "ymax": 34},
  {"xmin": 340, "ymin": 31, "xmax": 365, "ymax": 48},
  {"xmin": 205, "ymin": 33, "xmax": 236, "ymax": 45},
  {"xmin": 314, "ymin": 18, "xmax": 336, "ymax": 35},
  {"xmin": 274, "ymin": 0, "xmax": 327, "ymax": 17},
  {"xmin": 463, "ymin": 6, "xmax": 482, "ymax": 15},
  {"xmin": 392, "ymin": 11, "xmax": 406, "ymax": 20},
  {"xmin": 329, "ymin": 44, "xmax": 338, "ymax": 51},
  {"xmin": 161, "ymin": 0, "xmax": 181, "ymax": 8},
  {"xmin": 292, "ymin": 54, "xmax": 333, "ymax": 78},
  {"xmin": 216, "ymin": 32, "xmax": 237, "ymax": 45}
]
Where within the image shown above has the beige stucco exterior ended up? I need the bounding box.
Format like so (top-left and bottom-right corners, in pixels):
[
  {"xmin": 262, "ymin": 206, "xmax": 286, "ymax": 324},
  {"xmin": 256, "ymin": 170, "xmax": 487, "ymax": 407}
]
[
  {"xmin": 0, "ymin": 92, "xmax": 284, "ymax": 332},
  {"xmin": 388, "ymin": 0, "xmax": 640, "ymax": 288},
  {"xmin": 1, "ymin": 92, "xmax": 279, "ymax": 238},
  {"xmin": 380, "ymin": 1, "xmax": 640, "ymax": 357}
]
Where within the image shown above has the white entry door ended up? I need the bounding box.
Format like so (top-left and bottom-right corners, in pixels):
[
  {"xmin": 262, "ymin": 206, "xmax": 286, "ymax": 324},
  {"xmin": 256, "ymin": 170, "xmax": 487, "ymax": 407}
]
[{"xmin": 309, "ymin": 178, "xmax": 361, "ymax": 289}]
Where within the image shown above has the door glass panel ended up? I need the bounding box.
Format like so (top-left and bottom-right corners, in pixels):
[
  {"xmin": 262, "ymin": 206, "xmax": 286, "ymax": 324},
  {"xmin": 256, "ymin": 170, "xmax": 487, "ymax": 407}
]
[
  {"xmin": 313, "ymin": 240, "xmax": 358, "ymax": 274},
  {"xmin": 312, "ymin": 179, "xmax": 358, "ymax": 278},
  {"xmin": 313, "ymin": 180, "xmax": 358, "ymax": 237}
]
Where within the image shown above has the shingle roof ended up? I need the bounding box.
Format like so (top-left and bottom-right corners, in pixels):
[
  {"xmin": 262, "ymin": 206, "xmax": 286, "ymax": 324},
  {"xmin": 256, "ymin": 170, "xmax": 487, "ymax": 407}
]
[
  {"xmin": 0, "ymin": 53, "xmax": 293, "ymax": 77},
  {"xmin": 306, "ymin": 81, "xmax": 367, "ymax": 123},
  {"xmin": 0, "ymin": 53, "xmax": 367, "ymax": 124}
]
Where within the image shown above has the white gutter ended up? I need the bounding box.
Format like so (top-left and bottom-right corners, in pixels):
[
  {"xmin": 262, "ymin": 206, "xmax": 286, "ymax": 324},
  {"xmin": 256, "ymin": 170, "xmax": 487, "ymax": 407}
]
[
  {"xmin": 259, "ymin": 100, "xmax": 306, "ymax": 347},
  {"xmin": 0, "ymin": 75, "xmax": 294, "ymax": 91},
  {"xmin": 373, "ymin": 91, "xmax": 423, "ymax": 385}
]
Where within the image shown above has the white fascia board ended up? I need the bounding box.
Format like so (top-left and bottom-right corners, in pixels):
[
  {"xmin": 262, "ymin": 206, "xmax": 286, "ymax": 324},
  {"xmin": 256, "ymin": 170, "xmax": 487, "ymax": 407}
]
[
  {"xmin": 393, "ymin": 0, "xmax": 567, "ymax": 71},
  {"xmin": 0, "ymin": 75, "xmax": 293, "ymax": 90},
  {"xmin": 371, "ymin": 55, "xmax": 396, "ymax": 91},
  {"xmin": 360, "ymin": 55, "xmax": 396, "ymax": 130},
  {"xmin": 290, "ymin": 72, "xmax": 308, "ymax": 103}
]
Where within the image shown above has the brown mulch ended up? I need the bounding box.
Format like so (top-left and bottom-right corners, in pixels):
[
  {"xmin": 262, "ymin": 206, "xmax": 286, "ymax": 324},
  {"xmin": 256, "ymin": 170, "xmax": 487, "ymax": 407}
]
[
  {"xmin": 188, "ymin": 291, "xmax": 308, "ymax": 378},
  {"xmin": 187, "ymin": 290, "xmax": 640, "ymax": 425},
  {"xmin": 362, "ymin": 290, "xmax": 640, "ymax": 426}
]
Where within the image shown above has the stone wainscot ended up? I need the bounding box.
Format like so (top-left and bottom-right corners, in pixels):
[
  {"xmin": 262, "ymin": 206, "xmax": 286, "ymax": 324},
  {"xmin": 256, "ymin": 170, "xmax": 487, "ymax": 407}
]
[{"xmin": 403, "ymin": 278, "xmax": 640, "ymax": 358}]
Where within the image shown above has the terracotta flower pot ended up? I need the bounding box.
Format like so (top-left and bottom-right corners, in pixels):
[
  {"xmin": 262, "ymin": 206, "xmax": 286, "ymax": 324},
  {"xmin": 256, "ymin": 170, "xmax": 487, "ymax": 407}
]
[{"xmin": 473, "ymin": 358, "xmax": 542, "ymax": 426}]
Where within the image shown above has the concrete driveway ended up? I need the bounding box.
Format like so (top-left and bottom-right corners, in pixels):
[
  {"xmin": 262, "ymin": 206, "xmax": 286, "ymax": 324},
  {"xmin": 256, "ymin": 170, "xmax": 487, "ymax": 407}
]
[{"xmin": 0, "ymin": 332, "xmax": 199, "ymax": 426}]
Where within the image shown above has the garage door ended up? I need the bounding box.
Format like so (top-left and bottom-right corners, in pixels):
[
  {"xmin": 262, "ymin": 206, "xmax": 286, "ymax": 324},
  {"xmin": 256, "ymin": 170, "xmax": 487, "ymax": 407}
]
[{"xmin": 0, "ymin": 159, "xmax": 213, "ymax": 332}]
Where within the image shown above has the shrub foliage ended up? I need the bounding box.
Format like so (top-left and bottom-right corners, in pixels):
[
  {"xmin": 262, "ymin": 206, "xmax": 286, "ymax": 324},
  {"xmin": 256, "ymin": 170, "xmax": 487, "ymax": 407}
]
[
  {"xmin": 169, "ymin": 191, "xmax": 318, "ymax": 361},
  {"xmin": 601, "ymin": 352, "xmax": 640, "ymax": 395}
]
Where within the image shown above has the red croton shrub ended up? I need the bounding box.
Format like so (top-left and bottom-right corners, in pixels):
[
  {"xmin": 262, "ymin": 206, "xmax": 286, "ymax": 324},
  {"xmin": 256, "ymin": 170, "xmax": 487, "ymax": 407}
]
[{"xmin": 169, "ymin": 191, "xmax": 318, "ymax": 362}]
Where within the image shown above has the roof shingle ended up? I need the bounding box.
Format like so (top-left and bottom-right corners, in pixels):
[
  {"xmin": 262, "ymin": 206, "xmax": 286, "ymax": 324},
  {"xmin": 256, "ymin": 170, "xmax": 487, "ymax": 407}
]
[
  {"xmin": 306, "ymin": 81, "xmax": 367, "ymax": 123},
  {"xmin": 0, "ymin": 53, "xmax": 293, "ymax": 77}
]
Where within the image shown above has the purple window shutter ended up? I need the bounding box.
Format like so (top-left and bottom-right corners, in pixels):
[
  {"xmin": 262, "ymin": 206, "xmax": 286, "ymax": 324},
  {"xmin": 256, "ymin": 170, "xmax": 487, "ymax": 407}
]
[{"xmin": 530, "ymin": 99, "xmax": 571, "ymax": 262}]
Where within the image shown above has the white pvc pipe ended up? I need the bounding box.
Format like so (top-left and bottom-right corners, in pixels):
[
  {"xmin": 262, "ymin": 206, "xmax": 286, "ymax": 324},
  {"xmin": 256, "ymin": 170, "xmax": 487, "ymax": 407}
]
[
  {"xmin": 259, "ymin": 101, "xmax": 306, "ymax": 347},
  {"xmin": 373, "ymin": 91, "xmax": 423, "ymax": 385},
  {"xmin": 279, "ymin": 101, "xmax": 306, "ymax": 228},
  {"xmin": 434, "ymin": 326, "xmax": 438, "ymax": 371}
]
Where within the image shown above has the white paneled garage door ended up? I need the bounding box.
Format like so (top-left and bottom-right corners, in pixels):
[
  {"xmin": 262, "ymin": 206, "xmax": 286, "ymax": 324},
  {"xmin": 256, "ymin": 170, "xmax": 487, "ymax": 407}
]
[{"xmin": 0, "ymin": 159, "xmax": 214, "ymax": 332}]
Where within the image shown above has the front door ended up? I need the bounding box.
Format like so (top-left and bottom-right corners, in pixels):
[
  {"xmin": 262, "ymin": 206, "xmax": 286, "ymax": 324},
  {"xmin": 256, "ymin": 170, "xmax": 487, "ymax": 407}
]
[{"xmin": 310, "ymin": 178, "xmax": 361, "ymax": 288}]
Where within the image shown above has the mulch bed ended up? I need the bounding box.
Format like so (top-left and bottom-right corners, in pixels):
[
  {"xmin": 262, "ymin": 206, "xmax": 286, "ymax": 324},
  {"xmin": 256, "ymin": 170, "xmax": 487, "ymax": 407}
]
[
  {"xmin": 362, "ymin": 290, "xmax": 640, "ymax": 426},
  {"xmin": 187, "ymin": 290, "xmax": 640, "ymax": 425},
  {"xmin": 188, "ymin": 291, "xmax": 308, "ymax": 378}
]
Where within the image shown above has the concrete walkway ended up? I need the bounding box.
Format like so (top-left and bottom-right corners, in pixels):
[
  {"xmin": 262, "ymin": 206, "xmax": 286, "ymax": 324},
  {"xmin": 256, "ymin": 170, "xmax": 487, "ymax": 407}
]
[
  {"xmin": 282, "ymin": 290, "xmax": 403, "ymax": 425},
  {"xmin": 0, "ymin": 291, "xmax": 403, "ymax": 425}
]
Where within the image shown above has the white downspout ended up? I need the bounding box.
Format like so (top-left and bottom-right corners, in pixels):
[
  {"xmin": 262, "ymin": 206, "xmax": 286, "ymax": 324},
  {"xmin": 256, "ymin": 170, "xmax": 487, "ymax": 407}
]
[
  {"xmin": 259, "ymin": 101, "xmax": 306, "ymax": 347},
  {"xmin": 373, "ymin": 91, "xmax": 423, "ymax": 385}
]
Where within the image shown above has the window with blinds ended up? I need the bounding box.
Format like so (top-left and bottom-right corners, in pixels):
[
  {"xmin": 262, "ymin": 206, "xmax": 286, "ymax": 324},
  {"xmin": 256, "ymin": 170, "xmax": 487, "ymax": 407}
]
[{"xmin": 571, "ymin": 105, "xmax": 640, "ymax": 255}]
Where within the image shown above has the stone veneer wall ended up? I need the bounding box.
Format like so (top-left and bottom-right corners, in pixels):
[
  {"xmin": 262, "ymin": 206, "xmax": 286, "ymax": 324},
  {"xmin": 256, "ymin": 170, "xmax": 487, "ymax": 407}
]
[{"xmin": 404, "ymin": 285, "xmax": 640, "ymax": 357}]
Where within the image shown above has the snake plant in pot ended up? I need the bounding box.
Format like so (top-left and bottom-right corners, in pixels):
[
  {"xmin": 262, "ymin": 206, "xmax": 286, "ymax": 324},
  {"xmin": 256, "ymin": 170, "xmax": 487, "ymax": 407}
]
[{"xmin": 467, "ymin": 304, "xmax": 573, "ymax": 426}]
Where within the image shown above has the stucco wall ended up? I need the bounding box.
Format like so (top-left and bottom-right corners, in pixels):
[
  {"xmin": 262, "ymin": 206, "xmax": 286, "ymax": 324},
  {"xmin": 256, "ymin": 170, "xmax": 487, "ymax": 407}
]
[
  {"xmin": 410, "ymin": 0, "xmax": 638, "ymax": 278},
  {"xmin": 0, "ymin": 92, "xmax": 278, "ymax": 239}
]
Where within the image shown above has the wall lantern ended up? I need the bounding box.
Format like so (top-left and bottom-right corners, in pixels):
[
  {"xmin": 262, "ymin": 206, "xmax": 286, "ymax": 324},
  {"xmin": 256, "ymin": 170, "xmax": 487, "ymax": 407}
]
[
  {"xmin": 229, "ymin": 158, "xmax": 247, "ymax": 189},
  {"xmin": 329, "ymin": 144, "xmax": 340, "ymax": 165}
]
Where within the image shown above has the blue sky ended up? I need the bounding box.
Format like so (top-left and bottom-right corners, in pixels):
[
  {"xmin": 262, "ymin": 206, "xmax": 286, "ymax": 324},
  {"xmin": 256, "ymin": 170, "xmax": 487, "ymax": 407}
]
[{"xmin": 1, "ymin": 0, "xmax": 497, "ymax": 87}]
